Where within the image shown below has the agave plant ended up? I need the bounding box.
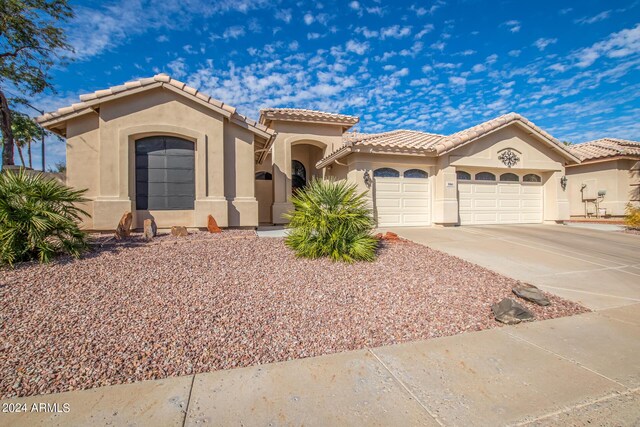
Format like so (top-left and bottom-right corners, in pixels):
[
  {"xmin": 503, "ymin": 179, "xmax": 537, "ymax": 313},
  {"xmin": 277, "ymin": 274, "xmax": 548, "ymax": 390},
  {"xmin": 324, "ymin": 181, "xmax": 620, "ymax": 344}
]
[
  {"xmin": 284, "ymin": 178, "xmax": 378, "ymax": 263},
  {"xmin": 0, "ymin": 169, "xmax": 89, "ymax": 266}
]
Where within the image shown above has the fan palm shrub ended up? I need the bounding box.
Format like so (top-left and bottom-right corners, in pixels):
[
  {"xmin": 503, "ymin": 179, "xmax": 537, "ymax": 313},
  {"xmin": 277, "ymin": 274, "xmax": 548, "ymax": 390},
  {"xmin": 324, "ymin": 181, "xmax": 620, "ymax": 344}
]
[
  {"xmin": 0, "ymin": 169, "xmax": 89, "ymax": 266},
  {"xmin": 284, "ymin": 178, "xmax": 378, "ymax": 262}
]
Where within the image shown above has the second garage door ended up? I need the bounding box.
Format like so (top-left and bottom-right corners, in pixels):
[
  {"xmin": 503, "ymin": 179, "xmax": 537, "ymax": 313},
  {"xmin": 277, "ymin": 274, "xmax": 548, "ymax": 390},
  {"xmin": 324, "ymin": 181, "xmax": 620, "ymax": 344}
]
[
  {"xmin": 374, "ymin": 168, "xmax": 431, "ymax": 226},
  {"xmin": 458, "ymin": 171, "xmax": 543, "ymax": 225}
]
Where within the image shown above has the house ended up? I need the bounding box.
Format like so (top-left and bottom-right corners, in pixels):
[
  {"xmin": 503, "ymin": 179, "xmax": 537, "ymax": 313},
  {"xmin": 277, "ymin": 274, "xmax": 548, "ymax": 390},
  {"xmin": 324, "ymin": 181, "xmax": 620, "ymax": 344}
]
[
  {"xmin": 37, "ymin": 74, "xmax": 581, "ymax": 230},
  {"xmin": 566, "ymin": 138, "xmax": 640, "ymax": 218}
]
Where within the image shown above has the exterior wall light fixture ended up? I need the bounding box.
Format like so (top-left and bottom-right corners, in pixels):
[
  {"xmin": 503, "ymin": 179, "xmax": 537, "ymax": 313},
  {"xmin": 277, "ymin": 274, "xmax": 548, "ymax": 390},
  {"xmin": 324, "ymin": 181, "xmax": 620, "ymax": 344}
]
[
  {"xmin": 363, "ymin": 170, "xmax": 372, "ymax": 188},
  {"xmin": 560, "ymin": 175, "xmax": 568, "ymax": 190}
]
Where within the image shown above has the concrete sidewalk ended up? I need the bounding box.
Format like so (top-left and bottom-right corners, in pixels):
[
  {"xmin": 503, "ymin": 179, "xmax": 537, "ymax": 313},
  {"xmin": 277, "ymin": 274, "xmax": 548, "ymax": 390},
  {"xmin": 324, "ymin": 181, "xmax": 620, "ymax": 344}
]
[{"xmin": 2, "ymin": 304, "xmax": 639, "ymax": 426}]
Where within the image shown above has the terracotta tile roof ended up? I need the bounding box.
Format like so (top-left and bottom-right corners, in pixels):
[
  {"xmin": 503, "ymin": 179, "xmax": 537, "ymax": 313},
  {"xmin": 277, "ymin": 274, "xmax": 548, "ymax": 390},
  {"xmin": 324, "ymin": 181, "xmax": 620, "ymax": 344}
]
[
  {"xmin": 259, "ymin": 108, "xmax": 359, "ymax": 128},
  {"xmin": 568, "ymin": 138, "xmax": 640, "ymax": 161},
  {"xmin": 431, "ymin": 112, "xmax": 573, "ymax": 157},
  {"xmin": 344, "ymin": 129, "xmax": 445, "ymax": 150},
  {"xmin": 37, "ymin": 74, "xmax": 274, "ymax": 139},
  {"xmin": 317, "ymin": 112, "xmax": 580, "ymax": 168}
]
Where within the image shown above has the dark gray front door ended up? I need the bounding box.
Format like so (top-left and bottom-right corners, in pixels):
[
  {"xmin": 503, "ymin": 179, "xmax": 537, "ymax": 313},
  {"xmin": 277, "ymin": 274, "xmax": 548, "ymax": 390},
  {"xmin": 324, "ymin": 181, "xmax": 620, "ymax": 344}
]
[{"xmin": 135, "ymin": 136, "xmax": 195, "ymax": 210}]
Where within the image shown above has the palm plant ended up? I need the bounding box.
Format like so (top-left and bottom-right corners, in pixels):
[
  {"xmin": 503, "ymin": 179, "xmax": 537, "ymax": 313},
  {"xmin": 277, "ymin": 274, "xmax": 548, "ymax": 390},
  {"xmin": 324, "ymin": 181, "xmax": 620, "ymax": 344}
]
[
  {"xmin": 0, "ymin": 169, "xmax": 89, "ymax": 266},
  {"xmin": 284, "ymin": 178, "xmax": 378, "ymax": 263}
]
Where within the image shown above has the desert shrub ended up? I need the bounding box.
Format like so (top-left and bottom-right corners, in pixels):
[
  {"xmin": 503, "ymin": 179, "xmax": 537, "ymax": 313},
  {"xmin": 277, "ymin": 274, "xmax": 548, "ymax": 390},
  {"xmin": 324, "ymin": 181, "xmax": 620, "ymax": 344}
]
[
  {"xmin": 284, "ymin": 178, "xmax": 378, "ymax": 262},
  {"xmin": 0, "ymin": 169, "xmax": 89, "ymax": 266},
  {"xmin": 625, "ymin": 203, "xmax": 640, "ymax": 229}
]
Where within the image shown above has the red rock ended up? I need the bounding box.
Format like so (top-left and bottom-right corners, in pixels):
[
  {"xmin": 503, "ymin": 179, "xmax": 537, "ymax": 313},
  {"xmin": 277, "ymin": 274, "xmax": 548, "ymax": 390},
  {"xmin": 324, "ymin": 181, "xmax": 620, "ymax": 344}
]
[
  {"xmin": 114, "ymin": 212, "xmax": 132, "ymax": 240},
  {"xmin": 143, "ymin": 219, "xmax": 157, "ymax": 241},
  {"xmin": 207, "ymin": 215, "xmax": 222, "ymax": 233}
]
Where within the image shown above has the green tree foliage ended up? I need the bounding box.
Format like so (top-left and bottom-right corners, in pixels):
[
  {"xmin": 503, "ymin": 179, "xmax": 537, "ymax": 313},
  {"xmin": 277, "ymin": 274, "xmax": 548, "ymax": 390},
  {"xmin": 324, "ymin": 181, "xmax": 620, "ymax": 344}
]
[
  {"xmin": 284, "ymin": 179, "xmax": 378, "ymax": 263},
  {"xmin": 4, "ymin": 112, "xmax": 44, "ymax": 168},
  {"xmin": 0, "ymin": 0, "xmax": 74, "ymax": 166},
  {"xmin": 0, "ymin": 169, "xmax": 88, "ymax": 266}
]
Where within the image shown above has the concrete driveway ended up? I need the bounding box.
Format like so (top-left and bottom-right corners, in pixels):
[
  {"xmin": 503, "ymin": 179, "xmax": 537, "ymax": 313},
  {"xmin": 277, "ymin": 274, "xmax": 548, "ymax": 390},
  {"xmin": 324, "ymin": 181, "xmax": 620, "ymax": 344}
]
[{"xmin": 381, "ymin": 224, "xmax": 640, "ymax": 310}]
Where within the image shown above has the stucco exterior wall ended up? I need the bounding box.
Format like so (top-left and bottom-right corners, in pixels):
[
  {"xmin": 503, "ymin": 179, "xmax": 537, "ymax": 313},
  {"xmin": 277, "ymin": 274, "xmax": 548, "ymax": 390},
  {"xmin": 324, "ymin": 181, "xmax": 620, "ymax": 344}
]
[
  {"xmin": 440, "ymin": 125, "xmax": 570, "ymax": 224},
  {"xmin": 64, "ymin": 87, "xmax": 259, "ymax": 230},
  {"xmin": 566, "ymin": 159, "xmax": 640, "ymax": 217},
  {"xmin": 267, "ymin": 120, "xmax": 346, "ymax": 223}
]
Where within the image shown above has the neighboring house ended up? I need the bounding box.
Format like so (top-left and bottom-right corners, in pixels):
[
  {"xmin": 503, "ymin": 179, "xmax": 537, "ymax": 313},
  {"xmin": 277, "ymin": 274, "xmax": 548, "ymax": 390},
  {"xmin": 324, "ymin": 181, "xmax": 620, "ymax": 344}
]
[
  {"xmin": 38, "ymin": 74, "xmax": 581, "ymax": 230},
  {"xmin": 566, "ymin": 138, "xmax": 640, "ymax": 218}
]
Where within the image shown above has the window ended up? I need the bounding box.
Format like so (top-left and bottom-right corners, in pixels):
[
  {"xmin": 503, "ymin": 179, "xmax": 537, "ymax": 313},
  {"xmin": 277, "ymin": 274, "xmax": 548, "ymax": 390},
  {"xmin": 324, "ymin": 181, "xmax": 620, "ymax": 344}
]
[
  {"xmin": 404, "ymin": 169, "xmax": 428, "ymax": 178},
  {"xmin": 135, "ymin": 136, "xmax": 195, "ymax": 210},
  {"xmin": 500, "ymin": 173, "xmax": 519, "ymax": 182},
  {"xmin": 373, "ymin": 168, "xmax": 400, "ymax": 178},
  {"xmin": 523, "ymin": 173, "xmax": 541, "ymax": 183},
  {"xmin": 475, "ymin": 172, "xmax": 496, "ymax": 181},
  {"xmin": 255, "ymin": 171, "xmax": 273, "ymax": 180},
  {"xmin": 292, "ymin": 160, "xmax": 306, "ymax": 191},
  {"xmin": 456, "ymin": 171, "xmax": 471, "ymax": 180}
]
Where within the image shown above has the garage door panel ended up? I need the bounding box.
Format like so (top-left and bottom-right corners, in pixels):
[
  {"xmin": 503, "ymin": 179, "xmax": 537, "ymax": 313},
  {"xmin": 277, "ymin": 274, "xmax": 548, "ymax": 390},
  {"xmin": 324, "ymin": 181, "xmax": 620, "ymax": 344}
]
[
  {"xmin": 458, "ymin": 181, "xmax": 542, "ymax": 225},
  {"xmin": 376, "ymin": 182, "xmax": 402, "ymax": 192},
  {"xmin": 499, "ymin": 199, "xmax": 520, "ymax": 208},
  {"xmin": 475, "ymin": 199, "xmax": 498, "ymax": 208},
  {"xmin": 375, "ymin": 177, "xmax": 430, "ymax": 226}
]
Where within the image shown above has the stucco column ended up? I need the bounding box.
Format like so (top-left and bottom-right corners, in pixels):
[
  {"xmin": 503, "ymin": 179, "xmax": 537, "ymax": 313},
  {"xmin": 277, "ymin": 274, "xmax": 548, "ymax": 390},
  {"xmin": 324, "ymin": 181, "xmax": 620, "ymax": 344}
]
[
  {"xmin": 432, "ymin": 163, "xmax": 459, "ymax": 225},
  {"xmin": 229, "ymin": 132, "xmax": 258, "ymax": 226},
  {"xmin": 271, "ymin": 137, "xmax": 293, "ymax": 223},
  {"xmin": 92, "ymin": 117, "xmax": 133, "ymax": 230},
  {"xmin": 543, "ymin": 170, "xmax": 569, "ymax": 223},
  {"xmin": 194, "ymin": 116, "xmax": 228, "ymax": 227}
]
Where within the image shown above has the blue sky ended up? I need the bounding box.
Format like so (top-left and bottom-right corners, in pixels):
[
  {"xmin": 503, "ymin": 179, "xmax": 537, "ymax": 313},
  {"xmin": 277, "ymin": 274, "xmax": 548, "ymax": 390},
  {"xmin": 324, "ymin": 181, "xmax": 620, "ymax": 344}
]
[{"xmin": 23, "ymin": 0, "xmax": 640, "ymax": 168}]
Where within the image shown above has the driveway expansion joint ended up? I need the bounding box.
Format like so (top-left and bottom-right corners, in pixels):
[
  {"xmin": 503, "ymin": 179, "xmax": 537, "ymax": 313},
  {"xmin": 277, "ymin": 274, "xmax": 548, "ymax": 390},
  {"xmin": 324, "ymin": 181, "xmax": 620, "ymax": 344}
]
[
  {"xmin": 181, "ymin": 374, "xmax": 196, "ymax": 427},
  {"xmin": 504, "ymin": 330, "xmax": 630, "ymax": 391},
  {"xmin": 366, "ymin": 347, "xmax": 444, "ymax": 427}
]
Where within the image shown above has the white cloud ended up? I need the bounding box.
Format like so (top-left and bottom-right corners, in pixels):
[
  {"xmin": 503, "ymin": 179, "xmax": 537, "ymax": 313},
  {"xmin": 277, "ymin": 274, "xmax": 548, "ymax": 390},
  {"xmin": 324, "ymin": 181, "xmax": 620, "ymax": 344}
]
[
  {"xmin": 380, "ymin": 25, "xmax": 412, "ymax": 39},
  {"xmin": 410, "ymin": 5, "xmax": 427, "ymax": 16},
  {"xmin": 534, "ymin": 38, "xmax": 557, "ymax": 51},
  {"xmin": 222, "ymin": 25, "xmax": 245, "ymax": 39},
  {"xmin": 574, "ymin": 10, "xmax": 610, "ymax": 25},
  {"xmin": 303, "ymin": 13, "xmax": 314, "ymax": 25},
  {"xmin": 307, "ymin": 32, "xmax": 322, "ymax": 40},
  {"xmin": 67, "ymin": 0, "xmax": 272, "ymax": 60},
  {"xmin": 572, "ymin": 23, "xmax": 640, "ymax": 68},
  {"xmin": 414, "ymin": 24, "xmax": 435, "ymax": 39},
  {"xmin": 274, "ymin": 9, "xmax": 292, "ymax": 23},
  {"xmin": 289, "ymin": 41, "xmax": 299, "ymax": 51},
  {"xmin": 503, "ymin": 20, "xmax": 521, "ymax": 33},
  {"xmin": 355, "ymin": 27, "xmax": 379, "ymax": 38},
  {"xmin": 166, "ymin": 57, "xmax": 187, "ymax": 78},
  {"xmin": 349, "ymin": 1, "xmax": 360, "ymax": 10},
  {"xmin": 430, "ymin": 41, "xmax": 446, "ymax": 51},
  {"xmin": 346, "ymin": 40, "xmax": 369, "ymax": 55},
  {"xmin": 472, "ymin": 63, "xmax": 486, "ymax": 73},
  {"xmin": 392, "ymin": 68, "xmax": 409, "ymax": 77},
  {"xmin": 156, "ymin": 35, "xmax": 169, "ymax": 42},
  {"xmin": 449, "ymin": 76, "xmax": 467, "ymax": 86},
  {"xmin": 508, "ymin": 49, "xmax": 521, "ymax": 57}
]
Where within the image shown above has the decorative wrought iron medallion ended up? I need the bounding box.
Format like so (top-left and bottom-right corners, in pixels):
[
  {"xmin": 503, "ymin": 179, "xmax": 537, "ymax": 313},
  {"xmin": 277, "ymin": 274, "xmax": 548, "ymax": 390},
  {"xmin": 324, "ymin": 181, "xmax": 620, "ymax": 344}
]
[{"xmin": 498, "ymin": 149, "xmax": 520, "ymax": 168}]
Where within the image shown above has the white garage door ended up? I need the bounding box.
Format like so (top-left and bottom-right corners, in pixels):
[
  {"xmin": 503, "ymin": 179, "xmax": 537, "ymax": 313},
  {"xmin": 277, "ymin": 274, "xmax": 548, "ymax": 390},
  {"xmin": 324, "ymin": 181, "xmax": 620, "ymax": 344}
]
[
  {"xmin": 374, "ymin": 170, "xmax": 431, "ymax": 226},
  {"xmin": 458, "ymin": 181, "xmax": 543, "ymax": 225}
]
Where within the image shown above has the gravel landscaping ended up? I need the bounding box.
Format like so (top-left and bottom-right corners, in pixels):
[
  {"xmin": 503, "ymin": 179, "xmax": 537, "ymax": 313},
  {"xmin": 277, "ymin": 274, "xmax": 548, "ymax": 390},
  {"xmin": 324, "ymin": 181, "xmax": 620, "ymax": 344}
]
[{"xmin": 0, "ymin": 231, "xmax": 588, "ymax": 399}]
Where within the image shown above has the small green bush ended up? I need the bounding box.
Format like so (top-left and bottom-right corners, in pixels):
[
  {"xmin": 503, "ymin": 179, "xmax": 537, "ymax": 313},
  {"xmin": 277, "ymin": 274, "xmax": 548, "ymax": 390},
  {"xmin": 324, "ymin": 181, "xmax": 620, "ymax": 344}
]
[
  {"xmin": 284, "ymin": 179, "xmax": 378, "ymax": 263},
  {"xmin": 625, "ymin": 203, "xmax": 640, "ymax": 229},
  {"xmin": 0, "ymin": 169, "xmax": 89, "ymax": 266}
]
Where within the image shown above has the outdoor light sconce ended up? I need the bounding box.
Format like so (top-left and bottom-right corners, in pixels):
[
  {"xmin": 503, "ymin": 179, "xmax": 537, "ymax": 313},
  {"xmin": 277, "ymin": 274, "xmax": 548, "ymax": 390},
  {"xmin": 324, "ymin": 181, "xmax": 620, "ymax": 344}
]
[
  {"xmin": 363, "ymin": 170, "xmax": 372, "ymax": 188},
  {"xmin": 560, "ymin": 175, "xmax": 568, "ymax": 191}
]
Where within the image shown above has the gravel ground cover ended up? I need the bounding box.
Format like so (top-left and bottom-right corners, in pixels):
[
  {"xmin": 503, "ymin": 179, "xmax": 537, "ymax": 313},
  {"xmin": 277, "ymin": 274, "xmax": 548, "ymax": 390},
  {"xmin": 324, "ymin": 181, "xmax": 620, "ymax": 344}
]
[{"xmin": 0, "ymin": 232, "xmax": 588, "ymax": 399}]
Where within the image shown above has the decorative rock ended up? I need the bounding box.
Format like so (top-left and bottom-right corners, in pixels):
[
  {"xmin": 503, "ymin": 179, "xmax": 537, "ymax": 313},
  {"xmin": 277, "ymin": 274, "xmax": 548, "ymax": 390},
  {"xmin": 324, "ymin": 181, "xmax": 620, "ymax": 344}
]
[
  {"xmin": 512, "ymin": 283, "xmax": 550, "ymax": 306},
  {"xmin": 114, "ymin": 212, "xmax": 132, "ymax": 240},
  {"xmin": 171, "ymin": 226, "xmax": 189, "ymax": 237},
  {"xmin": 491, "ymin": 298, "xmax": 535, "ymax": 325},
  {"xmin": 143, "ymin": 219, "xmax": 157, "ymax": 241},
  {"xmin": 207, "ymin": 215, "xmax": 222, "ymax": 233}
]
